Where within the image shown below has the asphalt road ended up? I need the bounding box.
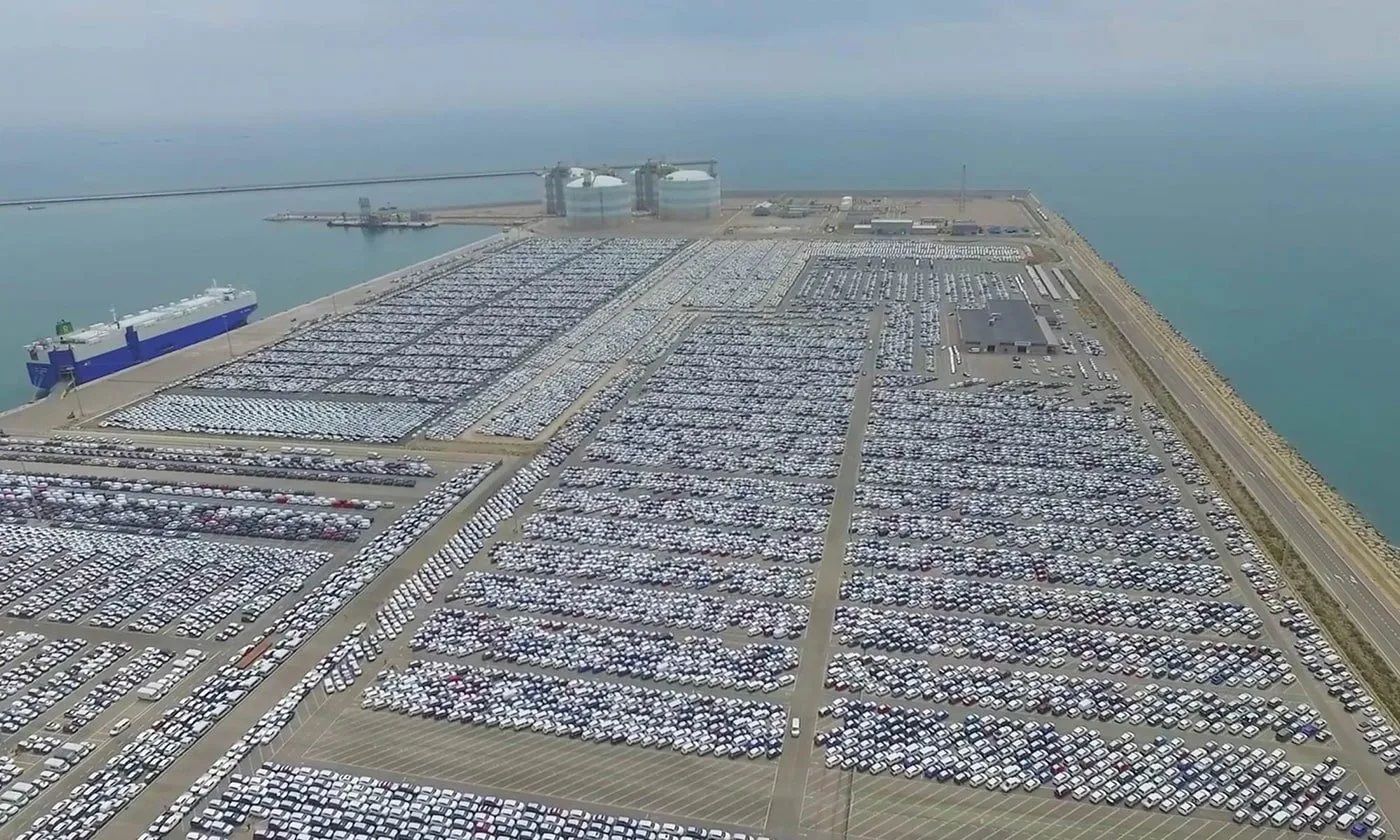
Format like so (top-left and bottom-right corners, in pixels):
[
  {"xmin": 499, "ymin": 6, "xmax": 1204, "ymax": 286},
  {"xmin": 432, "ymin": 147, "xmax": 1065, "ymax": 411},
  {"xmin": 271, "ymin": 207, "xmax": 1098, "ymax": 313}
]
[
  {"xmin": 767, "ymin": 307, "xmax": 882, "ymax": 835},
  {"xmin": 1054, "ymin": 221, "xmax": 1400, "ymax": 673},
  {"xmin": 97, "ymin": 454, "xmax": 522, "ymax": 837},
  {"xmin": 9, "ymin": 220, "xmax": 1398, "ymax": 840}
]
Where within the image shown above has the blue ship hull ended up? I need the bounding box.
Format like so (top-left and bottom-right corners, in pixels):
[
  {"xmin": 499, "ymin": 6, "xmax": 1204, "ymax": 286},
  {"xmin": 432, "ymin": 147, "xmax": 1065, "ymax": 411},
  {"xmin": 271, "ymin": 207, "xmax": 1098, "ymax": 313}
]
[{"xmin": 27, "ymin": 303, "xmax": 256, "ymax": 396}]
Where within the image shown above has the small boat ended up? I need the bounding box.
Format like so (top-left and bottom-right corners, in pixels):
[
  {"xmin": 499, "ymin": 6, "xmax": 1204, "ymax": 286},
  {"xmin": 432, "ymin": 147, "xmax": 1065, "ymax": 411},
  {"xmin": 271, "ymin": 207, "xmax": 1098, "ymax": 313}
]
[{"xmin": 26, "ymin": 205, "xmax": 46, "ymax": 211}]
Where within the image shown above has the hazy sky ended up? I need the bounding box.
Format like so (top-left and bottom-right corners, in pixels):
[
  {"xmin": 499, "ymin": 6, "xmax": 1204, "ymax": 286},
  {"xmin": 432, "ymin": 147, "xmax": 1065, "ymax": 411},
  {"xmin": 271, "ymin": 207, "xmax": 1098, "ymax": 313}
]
[{"xmin": 6, "ymin": 1, "xmax": 1397, "ymax": 127}]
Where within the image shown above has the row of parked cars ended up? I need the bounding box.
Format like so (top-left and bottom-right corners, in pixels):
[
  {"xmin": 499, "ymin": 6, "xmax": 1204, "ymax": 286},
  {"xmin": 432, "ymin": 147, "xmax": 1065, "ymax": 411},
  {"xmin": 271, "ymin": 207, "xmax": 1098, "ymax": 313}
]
[
  {"xmin": 585, "ymin": 438, "xmax": 838, "ymax": 480},
  {"xmin": 194, "ymin": 238, "xmax": 682, "ymax": 411},
  {"xmin": 597, "ymin": 413, "xmax": 844, "ymax": 459},
  {"xmin": 815, "ymin": 241, "xmax": 1027, "ymax": 263},
  {"xmin": 0, "ymin": 437, "xmax": 434, "ymax": 486},
  {"xmin": 864, "ymin": 429, "xmax": 1161, "ymax": 476},
  {"xmin": 860, "ymin": 456, "xmax": 1177, "ymax": 505},
  {"xmin": 816, "ymin": 700, "xmax": 1378, "ymax": 834},
  {"xmin": 14, "ymin": 465, "xmax": 502, "ymax": 839},
  {"xmin": 677, "ymin": 239, "xmax": 810, "ymax": 309},
  {"xmin": 429, "ymin": 375, "xmax": 640, "ymax": 578},
  {"xmin": 472, "ymin": 240, "xmax": 793, "ymax": 440},
  {"xmin": 0, "ymin": 638, "xmax": 89, "ymax": 705},
  {"xmin": 59, "ymin": 647, "xmax": 175, "ymax": 732},
  {"xmin": 0, "ymin": 476, "xmax": 373, "ymax": 542},
  {"xmin": 872, "ymin": 382, "xmax": 1131, "ymax": 426},
  {"xmin": 840, "ymin": 570, "xmax": 1262, "ymax": 637},
  {"xmin": 492, "ymin": 540, "xmax": 815, "ymax": 600},
  {"xmin": 0, "ymin": 641, "xmax": 127, "ymax": 734},
  {"xmin": 583, "ymin": 318, "xmax": 863, "ymax": 481},
  {"xmin": 851, "ymin": 508, "xmax": 1218, "ymax": 563},
  {"xmin": 1274, "ymin": 595, "xmax": 1400, "ymax": 776},
  {"xmin": 825, "ymin": 652, "xmax": 1328, "ymax": 742},
  {"xmin": 524, "ymin": 512, "xmax": 826, "ymax": 566},
  {"xmin": 869, "ymin": 412, "xmax": 1151, "ymax": 460},
  {"xmin": 364, "ymin": 661, "xmax": 788, "ymax": 759},
  {"xmin": 0, "ymin": 631, "xmax": 44, "ymax": 668},
  {"xmin": 411, "ymin": 609, "xmax": 799, "ymax": 694},
  {"xmin": 878, "ymin": 302, "xmax": 915, "ymax": 373},
  {"xmin": 0, "ymin": 523, "xmax": 329, "ymax": 635},
  {"xmin": 1, "ymin": 743, "xmax": 91, "ymax": 827},
  {"xmin": 448, "ymin": 571, "xmax": 809, "ymax": 639},
  {"xmin": 832, "ymin": 605, "xmax": 1293, "ymax": 688},
  {"xmin": 137, "ymin": 380, "xmax": 648, "ymax": 837},
  {"xmin": 196, "ymin": 763, "xmax": 770, "ymax": 840},
  {"xmin": 420, "ymin": 303, "xmax": 666, "ymax": 445},
  {"xmin": 844, "ymin": 539, "xmax": 1231, "ymax": 597},
  {"xmin": 799, "ymin": 256, "xmax": 959, "ymax": 304},
  {"xmin": 856, "ymin": 482, "xmax": 1198, "ymax": 531},
  {"xmin": 610, "ymin": 394, "xmax": 849, "ymax": 439},
  {"xmin": 559, "ymin": 465, "xmax": 835, "ymax": 508},
  {"xmin": 535, "ymin": 487, "xmax": 831, "ymax": 534},
  {"xmin": 103, "ymin": 394, "xmax": 441, "ymax": 443},
  {"xmin": 0, "ymin": 470, "xmax": 390, "ymax": 509}
]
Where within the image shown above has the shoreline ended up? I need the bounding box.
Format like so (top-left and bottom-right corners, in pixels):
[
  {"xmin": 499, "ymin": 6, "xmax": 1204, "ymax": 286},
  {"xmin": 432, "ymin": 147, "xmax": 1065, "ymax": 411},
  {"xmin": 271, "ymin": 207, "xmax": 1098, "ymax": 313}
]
[
  {"xmin": 6, "ymin": 200, "xmax": 1400, "ymax": 837},
  {"xmin": 5, "ymin": 198, "xmax": 1394, "ymax": 615},
  {"xmin": 0, "ymin": 229, "xmax": 512, "ymax": 431},
  {"xmin": 1032, "ymin": 194, "xmax": 1400, "ymax": 722},
  {"xmin": 1042, "ymin": 200, "xmax": 1395, "ymax": 558}
]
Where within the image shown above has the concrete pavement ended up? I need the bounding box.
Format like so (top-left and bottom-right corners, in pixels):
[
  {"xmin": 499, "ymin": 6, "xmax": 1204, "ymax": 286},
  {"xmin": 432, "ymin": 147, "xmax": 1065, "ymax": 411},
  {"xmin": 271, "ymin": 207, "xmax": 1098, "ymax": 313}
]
[
  {"xmin": 1046, "ymin": 210, "xmax": 1400, "ymax": 674},
  {"xmin": 767, "ymin": 307, "xmax": 882, "ymax": 835}
]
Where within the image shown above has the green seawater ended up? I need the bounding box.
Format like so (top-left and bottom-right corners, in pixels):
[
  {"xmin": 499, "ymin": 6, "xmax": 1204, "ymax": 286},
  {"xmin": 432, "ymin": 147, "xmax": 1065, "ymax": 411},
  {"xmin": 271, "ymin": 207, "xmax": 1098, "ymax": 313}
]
[{"xmin": 2, "ymin": 92, "xmax": 1397, "ymax": 539}]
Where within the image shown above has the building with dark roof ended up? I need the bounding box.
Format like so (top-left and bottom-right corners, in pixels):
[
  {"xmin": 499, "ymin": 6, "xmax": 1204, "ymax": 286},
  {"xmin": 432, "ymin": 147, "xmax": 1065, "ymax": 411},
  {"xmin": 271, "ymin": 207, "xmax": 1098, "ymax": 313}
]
[{"xmin": 956, "ymin": 298, "xmax": 1059, "ymax": 355}]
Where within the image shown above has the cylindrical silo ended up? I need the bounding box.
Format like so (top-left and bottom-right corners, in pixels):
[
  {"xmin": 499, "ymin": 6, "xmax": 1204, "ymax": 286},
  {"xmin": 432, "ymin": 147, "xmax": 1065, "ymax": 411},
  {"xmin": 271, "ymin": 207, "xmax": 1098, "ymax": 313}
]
[
  {"xmin": 658, "ymin": 169, "xmax": 721, "ymax": 220},
  {"xmin": 564, "ymin": 174, "xmax": 631, "ymax": 229}
]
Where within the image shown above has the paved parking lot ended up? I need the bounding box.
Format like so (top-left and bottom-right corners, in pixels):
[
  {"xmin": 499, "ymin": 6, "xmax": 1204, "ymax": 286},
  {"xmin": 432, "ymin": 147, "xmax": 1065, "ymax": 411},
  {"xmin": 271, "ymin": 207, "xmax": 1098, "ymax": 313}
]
[
  {"xmin": 1, "ymin": 233, "xmax": 1395, "ymax": 840},
  {"xmin": 297, "ymin": 706, "xmax": 779, "ymax": 830},
  {"xmin": 204, "ymin": 241, "xmax": 1393, "ymax": 840},
  {"xmin": 800, "ymin": 766, "xmax": 1297, "ymax": 840}
]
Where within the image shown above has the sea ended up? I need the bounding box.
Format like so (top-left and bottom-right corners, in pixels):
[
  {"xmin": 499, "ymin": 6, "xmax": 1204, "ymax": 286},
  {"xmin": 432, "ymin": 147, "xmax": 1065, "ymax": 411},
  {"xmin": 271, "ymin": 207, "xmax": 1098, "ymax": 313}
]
[{"xmin": 2, "ymin": 91, "xmax": 1397, "ymax": 540}]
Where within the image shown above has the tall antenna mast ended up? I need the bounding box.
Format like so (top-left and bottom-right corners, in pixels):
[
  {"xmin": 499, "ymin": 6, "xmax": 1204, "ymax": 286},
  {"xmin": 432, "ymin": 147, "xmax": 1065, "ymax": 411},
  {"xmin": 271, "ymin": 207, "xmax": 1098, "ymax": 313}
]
[{"xmin": 958, "ymin": 163, "xmax": 967, "ymax": 216}]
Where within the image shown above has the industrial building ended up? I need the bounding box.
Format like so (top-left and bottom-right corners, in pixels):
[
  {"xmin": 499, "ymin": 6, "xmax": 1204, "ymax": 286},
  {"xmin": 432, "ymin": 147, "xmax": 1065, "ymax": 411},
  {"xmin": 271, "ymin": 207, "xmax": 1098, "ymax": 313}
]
[
  {"xmin": 632, "ymin": 162, "xmax": 673, "ymax": 213},
  {"xmin": 658, "ymin": 169, "xmax": 721, "ymax": 220},
  {"xmin": 956, "ymin": 298, "xmax": 1059, "ymax": 355},
  {"xmin": 869, "ymin": 218, "xmax": 914, "ymax": 235},
  {"xmin": 546, "ymin": 158, "xmax": 719, "ymax": 219},
  {"xmin": 855, "ymin": 218, "xmax": 943, "ymax": 235},
  {"xmin": 563, "ymin": 173, "xmax": 632, "ymax": 229},
  {"xmin": 543, "ymin": 165, "xmax": 593, "ymax": 216},
  {"xmin": 324, "ymin": 197, "xmax": 438, "ymax": 229}
]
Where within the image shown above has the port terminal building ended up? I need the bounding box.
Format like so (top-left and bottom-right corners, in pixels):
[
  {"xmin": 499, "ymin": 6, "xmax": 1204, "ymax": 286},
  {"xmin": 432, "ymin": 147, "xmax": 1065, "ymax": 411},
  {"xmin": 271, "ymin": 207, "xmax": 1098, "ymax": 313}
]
[{"xmin": 956, "ymin": 298, "xmax": 1059, "ymax": 355}]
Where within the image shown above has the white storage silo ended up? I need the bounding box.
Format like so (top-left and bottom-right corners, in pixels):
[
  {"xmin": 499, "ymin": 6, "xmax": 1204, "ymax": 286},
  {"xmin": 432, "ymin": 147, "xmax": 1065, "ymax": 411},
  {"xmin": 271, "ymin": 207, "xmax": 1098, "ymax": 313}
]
[
  {"xmin": 658, "ymin": 169, "xmax": 721, "ymax": 220},
  {"xmin": 564, "ymin": 173, "xmax": 631, "ymax": 229}
]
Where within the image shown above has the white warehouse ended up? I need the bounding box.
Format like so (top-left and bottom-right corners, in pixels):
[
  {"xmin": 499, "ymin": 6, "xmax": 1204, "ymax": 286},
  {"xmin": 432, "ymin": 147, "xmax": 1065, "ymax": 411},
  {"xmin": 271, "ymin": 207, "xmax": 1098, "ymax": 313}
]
[
  {"xmin": 564, "ymin": 173, "xmax": 631, "ymax": 229},
  {"xmin": 658, "ymin": 169, "xmax": 721, "ymax": 220}
]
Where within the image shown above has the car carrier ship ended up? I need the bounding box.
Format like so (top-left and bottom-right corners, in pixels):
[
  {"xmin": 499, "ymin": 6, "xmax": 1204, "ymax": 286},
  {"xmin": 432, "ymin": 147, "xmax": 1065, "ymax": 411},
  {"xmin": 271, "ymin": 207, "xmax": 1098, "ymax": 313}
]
[{"xmin": 23, "ymin": 286, "xmax": 257, "ymax": 397}]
